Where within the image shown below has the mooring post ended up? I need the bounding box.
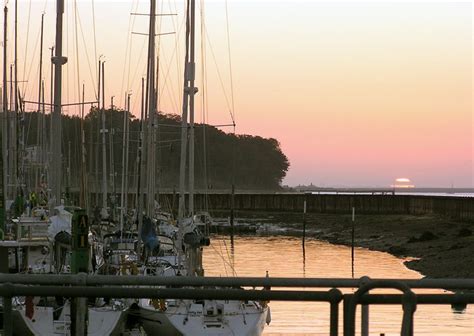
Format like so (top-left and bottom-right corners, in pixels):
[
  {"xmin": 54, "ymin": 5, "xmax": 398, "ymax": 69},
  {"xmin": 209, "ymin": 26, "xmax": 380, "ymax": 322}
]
[
  {"xmin": 230, "ymin": 184, "xmax": 235, "ymax": 234},
  {"xmin": 303, "ymin": 196, "xmax": 307, "ymax": 241},
  {"xmin": 71, "ymin": 209, "xmax": 89, "ymax": 335},
  {"xmin": 351, "ymin": 206, "xmax": 355, "ymax": 278}
]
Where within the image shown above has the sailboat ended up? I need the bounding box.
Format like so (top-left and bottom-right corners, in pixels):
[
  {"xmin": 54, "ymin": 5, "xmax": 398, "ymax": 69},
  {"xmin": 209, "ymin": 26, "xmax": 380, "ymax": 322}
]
[
  {"xmin": 136, "ymin": 1, "xmax": 269, "ymax": 335},
  {"xmin": 0, "ymin": 1, "xmax": 129, "ymax": 334}
]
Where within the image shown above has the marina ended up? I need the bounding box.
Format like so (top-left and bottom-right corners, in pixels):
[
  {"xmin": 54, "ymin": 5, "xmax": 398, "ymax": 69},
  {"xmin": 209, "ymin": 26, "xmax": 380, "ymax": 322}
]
[{"xmin": 0, "ymin": 0, "xmax": 472, "ymax": 335}]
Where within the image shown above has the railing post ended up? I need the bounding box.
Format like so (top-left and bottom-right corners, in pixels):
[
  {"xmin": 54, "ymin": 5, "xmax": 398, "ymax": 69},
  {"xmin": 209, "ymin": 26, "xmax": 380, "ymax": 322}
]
[
  {"xmin": 3, "ymin": 295, "xmax": 12, "ymax": 336},
  {"xmin": 328, "ymin": 288, "xmax": 342, "ymax": 336},
  {"xmin": 401, "ymin": 291, "xmax": 417, "ymax": 336},
  {"xmin": 343, "ymin": 294, "xmax": 354, "ymax": 336},
  {"xmin": 361, "ymin": 303, "xmax": 369, "ymax": 336},
  {"xmin": 360, "ymin": 276, "xmax": 370, "ymax": 336}
]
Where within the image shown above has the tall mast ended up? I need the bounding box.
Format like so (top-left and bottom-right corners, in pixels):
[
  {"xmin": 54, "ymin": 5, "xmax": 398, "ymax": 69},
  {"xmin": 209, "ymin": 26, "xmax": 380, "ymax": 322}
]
[
  {"xmin": 136, "ymin": 78, "xmax": 145, "ymax": 234},
  {"xmin": 2, "ymin": 6, "xmax": 8, "ymax": 204},
  {"xmin": 124, "ymin": 93, "xmax": 130, "ymax": 221},
  {"xmin": 120, "ymin": 93, "xmax": 130, "ymax": 233},
  {"xmin": 51, "ymin": 0, "xmax": 67, "ymax": 206},
  {"xmin": 12, "ymin": 0, "xmax": 17, "ymax": 199},
  {"xmin": 41, "ymin": 80, "xmax": 46, "ymax": 186},
  {"xmin": 95, "ymin": 59, "xmax": 100, "ymax": 206},
  {"xmin": 109, "ymin": 100, "xmax": 115, "ymax": 219},
  {"xmin": 37, "ymin": 14, "xmax": 44, "ymax": 115},
  {"xmin": 50, "ymin": 47, "xmax": 54, "ymax": 108},
  {"xmin": 178, "ymin": 0, "xmax": 191, "ymax": 219},
  {"xmin": 188, "ymin": 0, "xmax": 196, "ymax": 216},
  {"xmin": 47, "ymin": 46, "xmax": 53, "ymax": 195},
  {"xmin": 145, "ymin": 0, "xmax": 156, "ymax": 217},
  {"xmin": 36, "ymin": 13, "xmax": 45, "ymax": 190},
  {"xmin": 79, "ymin": 84, "xmax": 86, "ymax": 208},
  {"xmin": 100, "ymin": 61, "xmax": 108, "ymax": 212},
  {"xmin": 178, "ymin": 0, "xmax": 198, "ymax": 218}
]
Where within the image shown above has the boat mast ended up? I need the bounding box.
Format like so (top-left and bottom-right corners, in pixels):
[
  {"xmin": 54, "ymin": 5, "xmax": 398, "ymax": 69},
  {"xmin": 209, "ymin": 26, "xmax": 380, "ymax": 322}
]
[
  {"xmin": 48, "ymin": 46, "xmax": 53, "ymax": 191},
  {"xmin": 178, "ymin": 0, "xmax": 192, "ymax": 219},
  {"xmin": 100, "ymin": 61, "xmax": 108, "ymax": 214},
  {"xmin": 79, "ymin": 84, "xmax": 86, "ymax": 208},
  {"xmin": 36, "ymin": 13, "xmax": 45, "ymax": 190},
  {"xmin": 2, "ymin": 6, "xmax": 8, "ymax": 205},
  {"xmin": 124, "ymin": 93, "xmax": 130, "ymax": 221},
  {"xmin": 41, "ymin": 80, "xmax": 45, "ymax": 173},
  {"xmin": 37, "ymin": 14, "xmax": 45, "ymax": 114},
  {"xmin": 120, "ymin": 93, "xmax": 131, "ymax": 233},
  {"xmin": 51, "ymin": 0, "xmax": 67, "ymax": 206},
  {"xmin": 188, "ymin": 0, "xmax": 197, "ymax": 216},
  {"xmin": 145, "ymin": 0, "xmax": 156, "ymax": 217},
  {"xmin": 136, "ymin": 78, "xmax": 145, "ymax": 233},
  {"xmin": 12, "ymin": 0, "xmax": 17, "ymax": 200}
]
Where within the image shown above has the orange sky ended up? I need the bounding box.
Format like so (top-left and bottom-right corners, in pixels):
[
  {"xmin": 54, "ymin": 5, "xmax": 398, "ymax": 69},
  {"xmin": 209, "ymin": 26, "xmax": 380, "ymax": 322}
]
[{"xmin": 8, "ymin": 1, "xmax": 474, "ymax": 187}]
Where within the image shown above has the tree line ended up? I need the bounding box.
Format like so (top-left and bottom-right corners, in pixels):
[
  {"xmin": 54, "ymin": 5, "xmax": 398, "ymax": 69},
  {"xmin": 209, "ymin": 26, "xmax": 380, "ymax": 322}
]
[{"xmin": 21, "ymin": 108, "xmax": 289, "ymax": 192}]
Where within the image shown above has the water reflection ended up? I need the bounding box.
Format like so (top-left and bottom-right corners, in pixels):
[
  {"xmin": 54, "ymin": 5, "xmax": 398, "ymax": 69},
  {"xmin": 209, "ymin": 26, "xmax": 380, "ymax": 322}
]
[
  {"xmin": 203, "ymin": 235, "xmax": 473, "ymax": 335},
  {"xmin": 302, "ymin": 238, "xmax": 306, "ymax": 277}
]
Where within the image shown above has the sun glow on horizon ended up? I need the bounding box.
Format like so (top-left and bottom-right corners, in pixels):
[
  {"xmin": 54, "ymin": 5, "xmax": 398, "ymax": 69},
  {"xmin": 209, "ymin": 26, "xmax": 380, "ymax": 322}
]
[{"xmin": 391, "ymin": 178, "xmax": 415, "ymax": 188}]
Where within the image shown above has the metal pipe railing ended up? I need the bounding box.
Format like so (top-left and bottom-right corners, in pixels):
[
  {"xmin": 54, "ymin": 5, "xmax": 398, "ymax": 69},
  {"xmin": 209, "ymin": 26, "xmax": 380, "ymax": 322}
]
[
  {"xmin": 345, "ymin": 280, "xmax": 417, "ymax": 336},
  {"xmin": 0, "ymin": 275, "xmax": 473, "ymax": 336},
  {"xmin": 0, "ymin": 273, "xmax": 472, "ymax": 289}
]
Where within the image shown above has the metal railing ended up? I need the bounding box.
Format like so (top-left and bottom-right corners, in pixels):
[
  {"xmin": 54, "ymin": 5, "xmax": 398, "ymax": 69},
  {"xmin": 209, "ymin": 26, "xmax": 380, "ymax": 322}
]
[{"xmin": 0, "ymin": 274, "xmax": 472, "ymax": 336}]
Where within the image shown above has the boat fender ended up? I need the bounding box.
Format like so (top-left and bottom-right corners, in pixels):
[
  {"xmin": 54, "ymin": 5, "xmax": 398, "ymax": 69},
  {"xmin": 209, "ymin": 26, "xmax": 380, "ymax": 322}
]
[
  {"xmin": 151, "ymin": 298, "xmax": 167, "ymax": 311},
  {"xmin": 266, "ymin": 307, "xmax": 271, "ymax": 325},
  {"xmin": 200, "ymin": 237, "xmax": 210, "ymax": 246},
  {"xmin": 184, "ymin": 232, "xmax": 208, "ymax": 247}
]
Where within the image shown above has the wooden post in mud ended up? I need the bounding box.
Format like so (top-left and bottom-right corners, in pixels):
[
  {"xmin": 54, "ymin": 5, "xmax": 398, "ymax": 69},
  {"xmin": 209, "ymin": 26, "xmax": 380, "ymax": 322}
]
[
  {"xmin": 230, "ymin": 184, "xmax": 235, "ymax": 233},
  {"xmin": 302, "ymin": 197, "xmax": 307, "ymax": 272},
  {"xmin": 303, "ymin": 197, "xmax": 307, "ymax": 241},
  {"xmin": 351, "ymin": 207, "xmax": 355, "ymax": 278}
]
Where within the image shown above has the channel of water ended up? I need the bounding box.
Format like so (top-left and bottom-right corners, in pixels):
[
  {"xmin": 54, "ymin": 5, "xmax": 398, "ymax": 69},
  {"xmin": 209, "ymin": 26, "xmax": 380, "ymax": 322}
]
[{"xmin": 203, "ymin": 235, "xmax": 473, "ymax": 335}]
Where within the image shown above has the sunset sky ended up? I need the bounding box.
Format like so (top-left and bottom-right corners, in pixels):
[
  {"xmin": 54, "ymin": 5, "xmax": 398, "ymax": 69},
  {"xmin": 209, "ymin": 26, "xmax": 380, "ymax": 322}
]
[{"xmin": 8, "ymin": 0, "xmax": 474, "ymax": 188}]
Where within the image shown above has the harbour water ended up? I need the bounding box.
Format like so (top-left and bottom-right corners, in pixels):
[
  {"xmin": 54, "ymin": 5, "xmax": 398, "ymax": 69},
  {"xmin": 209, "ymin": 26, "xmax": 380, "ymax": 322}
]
[{"xmin": 203, "ymin": 235, "xmax": 473, "ymax": 335}]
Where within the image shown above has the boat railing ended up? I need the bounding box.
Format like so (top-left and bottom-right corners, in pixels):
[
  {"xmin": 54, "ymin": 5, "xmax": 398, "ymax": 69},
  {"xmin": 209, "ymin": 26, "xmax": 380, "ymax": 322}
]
[
  {"xmin": 0, "ymin": 275, "xmax": 472, "ymax": 336},
  {"xmin": 14, "ymin": 218, "xmax": 50, "ymax": 243}
]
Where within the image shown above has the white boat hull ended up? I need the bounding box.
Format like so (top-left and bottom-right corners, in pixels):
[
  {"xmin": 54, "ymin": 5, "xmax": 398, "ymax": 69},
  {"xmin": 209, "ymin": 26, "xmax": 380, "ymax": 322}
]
[
  {"xmin": 138, "ymin": 299, "xmax": 268, "ymax": 336},
  {"xmin": 11, "ymin": 303, "xmax": 126, "ymax": 336}
]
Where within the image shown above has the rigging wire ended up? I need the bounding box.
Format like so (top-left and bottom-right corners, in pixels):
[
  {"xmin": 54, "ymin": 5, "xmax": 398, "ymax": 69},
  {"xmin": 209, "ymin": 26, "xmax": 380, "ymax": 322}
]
[
  {"xmin": 18, "ymin": 1, "xmax": 49, "ymax": 101},
  {"xmin": 157, "ymin": 13, "xmax": 186, "ymax": 115},
  {"xmin": 19, "ymin": 19, "xmax": 41, "ymax": 106},
  {"xmin": 128, "ymin": 40, "xmax": 148, "ymax": 113},
  {"xmin": 21, "ymin": 0, "xmax": 31, "ymax": 95},
  {"xmin": 76, "ymin": 6, "xmax": 99, "ymax": 107},
  {"xmin": 74, "ymin": 0, "xmax": 81, "ymax": 115},
  {"xmin": 157, "ymin": 43, "xmax": 180, "ymax": 115},
  {"xmin": 91, "ymin": 0, "xmax": 98, "ymax": 100},
  {"xmin": 222, "ymin": 238, "xmax": 237, "ymax": 276},
  {"xmin": 169, "ymin": 0, "xmax": 185, "ymax": 114},
  {"xmin": 203, "ymin": 27, "xmax": 233, "ymax": 125},
  {"xmin": 225, "ymin": 0, "xmax": 236, "ymax": 125},
  {"xmin": 65, "ymin": 0, "xmax": 69, "ymax": 113},
  {"xmin": 199, "ymin": 0, "xmax": 210, "ymax": 207},
  {"xmin": 224, "ymin": 0, "xmax": 237, "ymax": 232},
  {"xmin": 121, "ymin": 0, "xmax": 139, "ymax": 109}
]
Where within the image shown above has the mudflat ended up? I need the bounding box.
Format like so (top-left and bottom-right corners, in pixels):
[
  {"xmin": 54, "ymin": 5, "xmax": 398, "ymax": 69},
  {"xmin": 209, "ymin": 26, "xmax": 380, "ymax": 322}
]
[{"xmin": 306, "ymin": 213, "xmax": 473, "ymax": 278}]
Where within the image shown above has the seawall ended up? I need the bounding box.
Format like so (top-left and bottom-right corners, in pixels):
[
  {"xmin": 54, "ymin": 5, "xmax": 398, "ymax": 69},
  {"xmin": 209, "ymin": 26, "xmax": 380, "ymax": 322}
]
[{"xmin": 148, "ymin": 193, "xmax": 474, "ymax": 221}]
